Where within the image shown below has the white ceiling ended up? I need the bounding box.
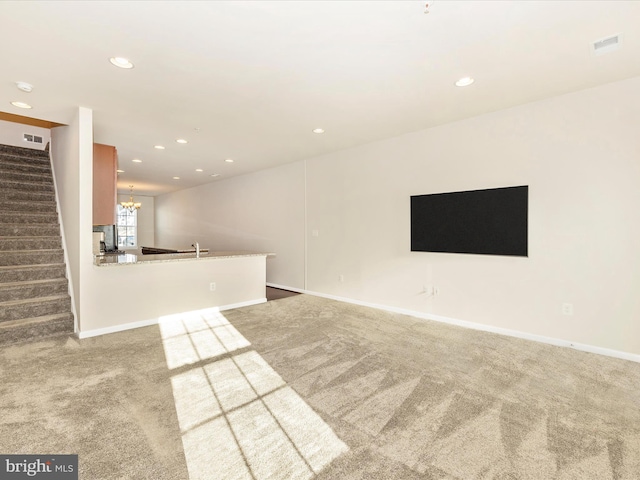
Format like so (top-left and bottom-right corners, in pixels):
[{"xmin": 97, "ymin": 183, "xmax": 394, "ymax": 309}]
[{"xmin": 2, "ymin": 1, "xmax": 640, "ymax": 196}]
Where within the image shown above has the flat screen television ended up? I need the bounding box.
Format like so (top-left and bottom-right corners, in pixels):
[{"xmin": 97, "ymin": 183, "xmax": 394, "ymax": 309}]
[{"xmin": 410, "ymin": 185, "xmax": 528, "ymax": 257}]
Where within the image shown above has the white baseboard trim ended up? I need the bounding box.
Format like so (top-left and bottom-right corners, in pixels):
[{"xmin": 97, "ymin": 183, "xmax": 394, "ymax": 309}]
[
  {"xmin": 78, "ymin": 317, "xmax": 159, "ymax": 339},
  {"xmin": 270, "ymin": 285, "xmax": 640, "ymax": 364},
  {"xmin": 78, "ymin": 298, "xmax": 267, "ymax": 339},
  {"xmin": 219, "ymin": 298, "xmax": 267, "ymax": 312}
]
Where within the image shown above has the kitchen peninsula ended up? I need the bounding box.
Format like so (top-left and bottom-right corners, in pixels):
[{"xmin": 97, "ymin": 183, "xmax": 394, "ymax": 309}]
[
  {"xmin": 94, "ymin": 249, "xmax": 270, "ymax": 266},
  {"xmin": 81, "ymin": 249, "xmax": 272, "ymax": 338}
]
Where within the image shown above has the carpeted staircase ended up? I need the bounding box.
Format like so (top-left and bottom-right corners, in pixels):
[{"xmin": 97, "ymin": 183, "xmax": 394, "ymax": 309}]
[{"xmin": 0, "ymin": 143, "xmax": 74, "ymax": 346}]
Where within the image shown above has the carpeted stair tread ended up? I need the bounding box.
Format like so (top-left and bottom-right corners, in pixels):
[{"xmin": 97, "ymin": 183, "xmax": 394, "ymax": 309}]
[
  {"xmin": 0, "ymin": 151, "xmax": 50, "ymax": 162},
  {"xmin": 0, "ymin": 169, "xmax": 54, "ymax": 184},
  {"xmin": 0, "ymin": 235, "xmax": 60, "ymax": 239},
  {"xmin": 0, "ymin": 160, "xmax": 51, "ymax": 174},
  {"xmin": 0, "ymin": 293, "xmax": 70, "ymax": 308},
  {"xmin": 0, "ymin": 248, "xmax": 63, "ymax": 256},
  {"xmin": 0, "ymin": 312, "xmax": 73, "ymax": 330},
  {"xmin": 0, "ymin": 211, "xmax": 59, "ymax": 224},
  {"xmin": 0, "ymin": 178, "xmax": 54, "ymax": 193},
  {"xmin": 0, "ymin": 249, "xmax": 64, "ymax": 267},
  {"xmin": 0, "ymin": 277, "xmax": 68, "ymax": 288},
  {"xmin": 0, "ymin": 173, "xmax": 52, "ymax": 182},
  {"xmin": 0, "ymin": 157, "xmax": 49, "ymax": 167},
  {"xmin": 0, "ymin": 262, "xmax": 65, "ymax": 271},
  {"xmin": 0, "ymin": 278, "xmax": 68, "ymax": 302},
  {"xmin": 0, "ymin": 294, "xmax": 71, "ymax": 323},
  {"xmin": 0, "ymin": 153, "xmax": 50, "ymax": 164},
  {"xmin": 0, "ymin": 189, "xmax": 55, "ymax": 202},
  {"xmin": 0, "ymin": 264, "xmax": 67, "ymax": 282},
  {"xmin": 0, "ymin": 236, "xmax": 62, "ymax": 251},
  {"xmin": 0, "ymin": 144, "xmax": 49, "ymax": 157},
  {"xmin": 0, "ymin": 224, "xmax": 60, "ymax": 236},
  {"xmin": 0, "ymin": 163, "xmax": 51, "ymax": 175},
  {"xmin": 0, "ymin": 200, "xmax": 57, "ymax": 213},
  {"xmin": 0, "ymin": 248, "xmax": 63, "ymax": 254},
  {"xmin": 0, "ymin": 313, "xmax": 74, "ymax": 346},
  {"xmin": 0, "ymin": 155, "xmax": 50, "ymax": 168}
]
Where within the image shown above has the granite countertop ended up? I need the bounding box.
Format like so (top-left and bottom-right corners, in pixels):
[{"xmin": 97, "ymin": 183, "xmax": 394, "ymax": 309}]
[{"xmin": 94, "ymin": 249, "xmax": 273, "ymax": 267}]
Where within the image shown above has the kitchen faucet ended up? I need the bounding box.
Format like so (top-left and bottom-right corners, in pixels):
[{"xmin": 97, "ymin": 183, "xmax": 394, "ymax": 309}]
[{"xmin": 192, "ymin": 242, "xmax": 200, "ymax": 258}]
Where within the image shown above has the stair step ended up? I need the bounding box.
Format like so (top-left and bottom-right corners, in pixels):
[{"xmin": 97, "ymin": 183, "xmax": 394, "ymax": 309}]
[
  {"xmin": 0, "ymin": 278, "xmax": 68, "ymax": 302},
  {"xmin": 0, "ymin": 189, "xmax": 55, "ymax": 203},
  {"xmin": 0, "ymin": 144, "xmax": 49, "ymax": 158},
  {"xmin": 0, "ymin": 313, "xmax": 74, "ymax": 346},
  {"xmin": 0, "ymin": 159, "xmax": 51, "ymax": 174},
  {"xmin": 0, "ymin": 169, "xmax": 54, "ymax": 185},
  {"xmin": 0, "ymin": 294, "xmax": 71, "ymax": 322},
  {"xmin": 0, "ymin": 212, "xmax": 59, "ymax": 224},
  {"xmin": 0, "ymin": 263, "xmax": 67, "ymax": 283},
  {"xmin": 0, "ymin": 152, "xmax": 50, "ymax": 167},
  {"xmin": 0, "ymin": 200, "xmax": 57, "ymax": 214},
  {"xmin": 0, "ymin": 159, "xmax": 51, "ymax": 175},
  {"xmin": 0, "ymin": 178, "xmax": 54, "ymax": 193},
  {"xmin": 0, "ymin": 236, "xmax": 62, "ymax": 251},
  {"xmin": 0, "ymin": 249, "xmax": 64, "ymax": 266},
  {"xmin": 0, "ymin": 224, "xmax": 60, "ymax": 237},
  {"xmin": 0, "ymin": 157, "xmax": 51, "ymax": 170}
]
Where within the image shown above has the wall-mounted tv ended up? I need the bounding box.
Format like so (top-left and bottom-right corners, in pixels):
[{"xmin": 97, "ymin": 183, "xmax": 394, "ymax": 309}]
[{"xmin": 411, "ymin": 185, "xmax": 528, "ymax": 257}]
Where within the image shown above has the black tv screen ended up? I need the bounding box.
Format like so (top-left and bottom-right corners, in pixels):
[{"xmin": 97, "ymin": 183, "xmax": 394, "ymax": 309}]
[{"xmin": 411, "ymin": 186, "xmax": 528, "ymax": 257}]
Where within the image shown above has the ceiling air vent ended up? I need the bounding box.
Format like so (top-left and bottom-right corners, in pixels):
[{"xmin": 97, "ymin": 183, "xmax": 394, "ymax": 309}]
[
  {"xmin": 23, "ymin": 133, "xmax": 44, "ymax": 144},
  {"xmin": 592, "ymin": 34, "xmax": 622, "ymax": 56}
]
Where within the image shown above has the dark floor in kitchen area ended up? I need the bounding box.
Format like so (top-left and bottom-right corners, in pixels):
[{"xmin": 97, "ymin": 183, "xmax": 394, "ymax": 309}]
[{"xmin": 266, "ymin": 286, "xmax": 300, "ymax": 301}]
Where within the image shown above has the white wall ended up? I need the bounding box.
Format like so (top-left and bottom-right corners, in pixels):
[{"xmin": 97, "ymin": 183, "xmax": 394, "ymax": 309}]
[
  {"xmin": 117, "ymin": 194, "xmax": 155, "ymax": 248},
  {"xmin": 51, "ymin": 108, "xmax": 93, "ymax": 324},
  {"xmin": 156, "ymin": 161, "xmax": 306, "ymax": 289},
  {"xmin": 0, "ymin": 119, "xmax": 50, "ymax": 150},
  {"xmin": 306, "ymin": 75, "xmax": 640, "ymax": 356},
  {"xmin": 155, "ymin": 75, "xmax": 640, "ymax": 357}
]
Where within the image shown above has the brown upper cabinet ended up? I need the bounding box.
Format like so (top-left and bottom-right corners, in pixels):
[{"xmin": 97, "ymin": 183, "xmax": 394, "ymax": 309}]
[{"xmin": 93, "ymin": 143, "xmax": 117, "ymax": 225}]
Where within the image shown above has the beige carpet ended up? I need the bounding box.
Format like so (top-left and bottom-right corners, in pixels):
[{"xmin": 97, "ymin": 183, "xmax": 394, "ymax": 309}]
[{"xmin": 1, "ymin": 294, "xmax": 639, "ymax": 479}]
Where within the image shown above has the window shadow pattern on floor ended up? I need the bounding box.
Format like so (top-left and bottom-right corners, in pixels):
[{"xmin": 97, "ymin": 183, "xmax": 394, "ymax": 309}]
[{"xmin": 159, "ymin": 308, "xmax": 348, "ymax": 480}]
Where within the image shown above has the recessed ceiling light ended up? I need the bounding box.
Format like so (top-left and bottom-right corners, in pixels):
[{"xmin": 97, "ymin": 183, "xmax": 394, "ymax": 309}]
[
  {"xmin": 154, "ymin": 145, "xmax": 165, "ymax": 150},
  {"xmin": 225, "ymin": 158, "xmax": 234, "ymax": 163},
  {"xmin": 132, "ymin": 159, "xmax": 142, "ymax": 163},
  {"xmin": 16, "ymin": 82, "xmax": 33, "ymax": 93},
  {"xmin": 210, "ymin": 173, "xmax": 220, "ymax": 177},
  {"xmin": 455, "ymin": 77, "xmax": 475, "ymax": 87},
  {"xmin": 312, "ymin": 128, "xmax": 325, "ymax": 134},
  {"xmin": 109, "ymin": 57, "xmax": 134, "ymax": 69},
  {"xmin": 173, "ymin": 176, "xmax": 180, "ymax": 180},
  {"xmin": 176, "ymin": 139, "xmax": 188, "ymax": 144},
  {"xmin": 195, "ymin": 168, "xmax": 203, "ymax": 172},
  {"xmin": 11, "ymin": 101, "xmax": 32, "ymax": 109},
  {"xmin": 116, "ymin": 169, "xmax": 125, "ymax": 173}
]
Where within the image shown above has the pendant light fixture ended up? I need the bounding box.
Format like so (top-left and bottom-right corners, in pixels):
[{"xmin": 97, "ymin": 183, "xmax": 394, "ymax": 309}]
[{"xmin": 120, "ymin": 185, "xmax": 141, "ymax": 212}]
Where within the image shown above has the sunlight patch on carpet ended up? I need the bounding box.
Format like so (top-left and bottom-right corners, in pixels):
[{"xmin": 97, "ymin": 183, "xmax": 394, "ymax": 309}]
[
  {"xmin": 159, "ymin": 308, "xmax": 250, "ymax": 369},
  {"xmin": 160, "ymin": 308, "xmax": 348, "ymax": 480}
]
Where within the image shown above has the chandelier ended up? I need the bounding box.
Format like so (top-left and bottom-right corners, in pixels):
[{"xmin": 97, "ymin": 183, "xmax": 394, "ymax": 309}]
[{"xmin": 120, "ymin": 185, "xmax": 141, "ymax": 212}]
